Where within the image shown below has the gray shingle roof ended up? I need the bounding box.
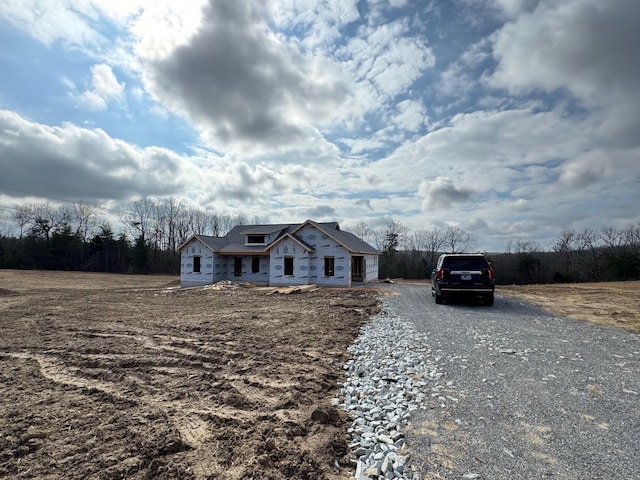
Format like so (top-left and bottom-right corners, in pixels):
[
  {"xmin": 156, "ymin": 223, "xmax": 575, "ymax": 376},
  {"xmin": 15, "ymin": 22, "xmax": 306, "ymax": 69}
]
[
  {"xmin": 192, "ymin": 235, "xmax": 226, "ymax": 251},
  {"xmin": 178, "ymin": 221, "xmax": 379, "ymax": 255},
  {"xmin": 239, "ymin": 224, "xmax": 291, "ymax": 235},
  {"xmin": 326, "ymin": 228, "xmax": 379, "ymax": 255}
]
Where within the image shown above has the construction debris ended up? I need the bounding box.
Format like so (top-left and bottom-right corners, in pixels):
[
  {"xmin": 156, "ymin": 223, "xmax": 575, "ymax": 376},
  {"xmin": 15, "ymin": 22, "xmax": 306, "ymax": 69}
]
[
  {"xmin": 269, "ymin": 284, "xmax": 320, "ymax": 295},
  {"xmin": 203, "ymin": 280, "xmax": 247, "ymax": 290},
  {"xmin": 199, "ymin": 282, "xmax": 320, "ymax": 294}
]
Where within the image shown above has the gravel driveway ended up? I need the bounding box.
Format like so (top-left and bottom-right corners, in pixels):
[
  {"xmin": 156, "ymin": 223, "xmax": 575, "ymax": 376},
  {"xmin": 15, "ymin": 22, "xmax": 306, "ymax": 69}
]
[{"xmin": 386, "ymin": 284, "xmax": 640, "ymax": 480}]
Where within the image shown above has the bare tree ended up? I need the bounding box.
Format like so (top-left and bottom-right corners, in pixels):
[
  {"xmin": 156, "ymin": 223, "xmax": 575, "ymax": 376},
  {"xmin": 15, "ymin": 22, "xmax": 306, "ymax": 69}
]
[
  {"xmin": 403, "ymin": 229, "xmax": 438, "ymax": 278},
  {"xmin": 0, "ymin": 209, "xmax": 11, "ymax": 237},
  {"xmin": 149, "ymin": 200, "xmax": 168, "ymax": 251},
  {"xmin": 122, "ymin": 197, "xmax": 155, "ymax": 241},
  {"xmin": 174, "ymin": 206, "xmax": 194, "ymax": 246},
  {"xmin": 514, "ymin": 239, "xmax": 541, "ymax": 254},
  {"xmin": 621, "ymin": 223, "xmax": 640, "ymax": 254},
  {"xmin": 207, "ymin": 212, "xmax": 221, "ymax": 236},
  {"xmin": 443, "ymin": 225, "xmax": 475, "ymax": 253},
  {"xmin": 421, "ymin": 228, "xmax": 445, "ymax": 269},
  {"xmin": 71, "ymin": 201, "xmax": 98, "ymax": 243},
  {"xmin": 368, "ymin": 229, "xmax": 387, "ymax": 251},
  {"xmin": 577, "ymin": 227, "xmax": 602, "ymax": 281},
  {"xmin": 13, "ymin": 204, "xmax": 34, "ymax": 239},
  {"xmin": 600, "ymin": 226, "xmax": 623, "ymax": 250},
  {"xmin": 351, "ymin": 221, "xmax": 371, "ymax": 243},
  {"xmin": 190, "ymin": 208, "xmax": 210, "ymax": 235},
  {"xmin": 30, "ymin": 202, "xmax": 59, "ymax": 246},
  {"xmin": 217, "ymin": 213, "xmax": 246, "ymax": 236},
  {"xmin": 233, "ymin": 212, "xmax": 249, "ymax": 228},
  {"xmin": 601, "ymin": 223, "xmax": 640, "ymax": 280},
  {"xmin": 162, "ymin": 197, "xmax": 183, "ymax": 251},
  {"xmin": 552, "ymin": 229, "xmax": 579, "ymax": 281}
]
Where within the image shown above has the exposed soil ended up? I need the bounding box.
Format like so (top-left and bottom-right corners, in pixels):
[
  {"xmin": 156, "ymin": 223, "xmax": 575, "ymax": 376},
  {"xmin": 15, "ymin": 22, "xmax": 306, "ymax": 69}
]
[
  {"xmin": 0, "ymin": 270, "xmax": 380, "ymax": 479},
  {"xmin": 498, "ymin": 281, "xmax": 640, "ymax": 333}
]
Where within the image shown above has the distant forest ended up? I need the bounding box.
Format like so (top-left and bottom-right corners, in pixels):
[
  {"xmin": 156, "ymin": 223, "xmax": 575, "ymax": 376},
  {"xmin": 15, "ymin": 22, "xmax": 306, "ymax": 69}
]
[
  {"xmin": 1, "ymin": 199, "xmax": 639, "ymax": 284},
  {"xmin": 363, "ymin": 220, "xmax": 640, "ymax": 283},
  {"xmin": 0, "ymin": 198, "xmax": 255, "ymax": 275}
]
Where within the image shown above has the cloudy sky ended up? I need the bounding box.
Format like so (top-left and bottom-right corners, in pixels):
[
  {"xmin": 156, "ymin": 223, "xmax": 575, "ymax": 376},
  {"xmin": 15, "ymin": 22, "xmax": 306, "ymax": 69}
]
[{"xmin": 1, "ymin": 0, "xmax": 638, "ymax": 251}]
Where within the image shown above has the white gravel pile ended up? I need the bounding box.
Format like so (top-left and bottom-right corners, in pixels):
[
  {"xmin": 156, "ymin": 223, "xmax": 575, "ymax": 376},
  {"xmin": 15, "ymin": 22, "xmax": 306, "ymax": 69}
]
[{"xmin": 336, "ymin": 297, "xmax": 448, "ymax": 480}]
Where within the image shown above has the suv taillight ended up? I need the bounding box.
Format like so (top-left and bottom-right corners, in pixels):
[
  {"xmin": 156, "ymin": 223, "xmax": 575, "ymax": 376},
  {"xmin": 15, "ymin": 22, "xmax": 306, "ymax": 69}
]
[
  {"xmin": 481, "ymin": 268, "xmax": 495, "ymax": 280},
  {"xmin": 436, "ymin": 268, "xmax": 449, "ymax": 279}
]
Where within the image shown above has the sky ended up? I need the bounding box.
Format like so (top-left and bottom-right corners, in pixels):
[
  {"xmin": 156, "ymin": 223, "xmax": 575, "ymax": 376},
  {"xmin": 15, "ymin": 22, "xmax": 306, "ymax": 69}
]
[{"xmin": 0, "ymin": 0, "xmax": 639, "ymax": 252}]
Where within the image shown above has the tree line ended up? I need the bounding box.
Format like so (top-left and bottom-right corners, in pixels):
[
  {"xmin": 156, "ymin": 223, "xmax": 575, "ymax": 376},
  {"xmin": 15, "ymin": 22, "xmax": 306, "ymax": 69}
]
[
  {"xmin": 0, "ymin": 198, "xmax": 256, "ymax": 274},
  {"xmin": 363, "ymin": 221, "xmax": 640, "ymax": 284},
  {"xmin": 1, "ymin": 200, "xmax": 639, "ymax": 283},
  {"xmin": 493, "ymin": 225, "xmax": 640, "ymax": 284}
]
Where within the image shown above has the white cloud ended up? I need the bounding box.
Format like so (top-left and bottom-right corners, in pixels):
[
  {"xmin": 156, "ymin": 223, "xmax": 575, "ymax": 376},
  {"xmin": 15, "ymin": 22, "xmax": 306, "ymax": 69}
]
[
  {"xmin": 78, "ymin": 64, "xmax": 125, "ymax": 110},
  {"xmin": 342, "ymin": 19, "xmax": 435, "ymax": 99},
  {"xmin": 269, "ymin": 0, "xmax": 360, "ymax": 50},
  {"xmin": 371, "ymin": 107, "xmax": 589, "ymax": 196},
  {"xmin": 0, "ymin": 0, "xmax": 104, "ymax": 47},
  {"xmin": 489, "ymin": 0, "xmax": 640, "ymax": 146},
  {"xmin": 488, "ymin": 0, "xmax": 539, "ymax": 18},
  {"xmin": 0, "ymin": 109, "xmax": 184, "ymax": 201},
  {"xmin": 129, "ymin": 1, "xmax": 206, "ymax": 62}
]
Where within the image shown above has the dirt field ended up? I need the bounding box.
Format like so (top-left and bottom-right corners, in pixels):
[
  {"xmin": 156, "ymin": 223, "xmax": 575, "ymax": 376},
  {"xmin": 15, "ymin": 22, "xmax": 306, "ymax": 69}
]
[
  {"xmin": 0, "ymin": 270, "xmax": 380, "ymax": 479},
  {"xmin": 499, "ymin": 281, "xmax": 640, "ymax": 333}
]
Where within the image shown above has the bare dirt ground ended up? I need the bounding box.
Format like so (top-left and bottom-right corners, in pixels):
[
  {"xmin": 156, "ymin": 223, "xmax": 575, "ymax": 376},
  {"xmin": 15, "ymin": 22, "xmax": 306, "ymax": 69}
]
[
  {"xmin": 498, "ymin": 281, "xmax": 640, "ymax": 333},
  {"xmin": 0, "ymin": 270, "xmax": 380, "ymax": 479}
]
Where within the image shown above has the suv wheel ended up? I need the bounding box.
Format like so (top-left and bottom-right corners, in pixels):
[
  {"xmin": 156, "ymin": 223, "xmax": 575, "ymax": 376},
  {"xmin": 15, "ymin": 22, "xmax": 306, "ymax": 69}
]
[
  {"xmin": 484, "ymin": 293, "xmax": 494, "ymax": 306},
  {"xmin": 435, "ymin": 292, "xmax": 443, "ymax": 304}
]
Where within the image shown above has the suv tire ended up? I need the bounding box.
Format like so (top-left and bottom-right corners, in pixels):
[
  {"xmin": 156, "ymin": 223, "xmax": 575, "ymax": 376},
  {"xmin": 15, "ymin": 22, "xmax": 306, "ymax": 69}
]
[{"xmin": 484, "ymin": 293, "xmax": 494, "ymax": 306}]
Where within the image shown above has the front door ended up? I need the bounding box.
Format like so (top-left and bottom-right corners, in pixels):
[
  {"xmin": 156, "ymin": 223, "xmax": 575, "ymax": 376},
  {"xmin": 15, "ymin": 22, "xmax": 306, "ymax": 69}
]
[
  {"xmin": 234, "ymin": 257, "xmax": 242, "ymax": 277},
  {"xmin": 351, "ymin": 256, "xmax": 364, "ymax": 282}
]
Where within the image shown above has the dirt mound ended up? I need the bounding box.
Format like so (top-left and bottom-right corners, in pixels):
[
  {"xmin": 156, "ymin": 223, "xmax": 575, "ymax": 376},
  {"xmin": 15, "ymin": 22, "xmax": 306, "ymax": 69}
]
[{"xmin": 0, "ymin": 274, "xmax": 380, "ymax": 479}]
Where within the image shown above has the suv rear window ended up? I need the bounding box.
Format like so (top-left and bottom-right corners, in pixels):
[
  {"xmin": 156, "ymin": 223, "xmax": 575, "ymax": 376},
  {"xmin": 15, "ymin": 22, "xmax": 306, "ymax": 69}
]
[{"xmin": 442, "ymin": 257, "xmax": 490, "ymax": 270}]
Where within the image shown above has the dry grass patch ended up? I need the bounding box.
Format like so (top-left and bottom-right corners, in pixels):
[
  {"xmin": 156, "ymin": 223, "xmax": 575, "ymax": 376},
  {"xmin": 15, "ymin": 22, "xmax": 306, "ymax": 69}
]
[{"xmin": 499, "ymin": 281, "xmax": 640, "ymax": 333}]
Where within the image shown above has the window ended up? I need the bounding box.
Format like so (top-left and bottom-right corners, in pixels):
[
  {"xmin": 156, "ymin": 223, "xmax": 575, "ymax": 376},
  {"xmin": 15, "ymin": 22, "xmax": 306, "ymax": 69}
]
[
  {"xmin": 324, "ymin": 256, "xmax": 335, "ymax": 276},
  {"xmin": 193, "ymin": 256, "xmax": 201, "ymax": 273},
  {"xmin": 252, "ymin": 257, "xmax": 260, "ymax": 273},
  {"xmin": 234, "ymin": 257, "xmax": 242, "ymax": 276},
  {"xmin": 284, "ymin": 256, "xmax": 294, "ymax": 276},
  {"xmin": 247, "ymin": 234, "xmax": 266, "ymax": 244}
]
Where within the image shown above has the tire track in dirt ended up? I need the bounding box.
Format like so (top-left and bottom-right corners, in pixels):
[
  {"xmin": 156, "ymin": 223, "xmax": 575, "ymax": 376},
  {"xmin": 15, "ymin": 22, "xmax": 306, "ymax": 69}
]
[{"xmin": 0, "ymin": 276, "xmax": 380, "ymax": 479}]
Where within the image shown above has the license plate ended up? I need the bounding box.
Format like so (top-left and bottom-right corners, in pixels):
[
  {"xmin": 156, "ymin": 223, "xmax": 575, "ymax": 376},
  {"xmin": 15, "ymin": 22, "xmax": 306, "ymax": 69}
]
[{"xmin": 461, "ymin": 274, "xmax": 472, "ymax": 280}]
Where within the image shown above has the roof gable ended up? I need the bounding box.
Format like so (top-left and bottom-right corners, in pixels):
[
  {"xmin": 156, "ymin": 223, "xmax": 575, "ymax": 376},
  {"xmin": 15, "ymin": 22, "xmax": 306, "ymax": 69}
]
[
  {"xmin": 266, "ymin": 232, "xmax": 315, "ymax": 252},
  {"xmin": 294, "ymin": 220, "xmax": 379, "ymax": 255},
  {"xmin": 176, "ymin": 234, "xmax": 226, "ymax": 253}
]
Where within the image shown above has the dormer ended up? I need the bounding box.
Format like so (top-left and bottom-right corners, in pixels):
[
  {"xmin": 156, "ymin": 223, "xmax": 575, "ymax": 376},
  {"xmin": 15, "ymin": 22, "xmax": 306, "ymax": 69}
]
[
  {"xmin": 245, "ymin": 234, "xmax": 266, "ymax": 246},
  {"xmin": 240, "ymin": 224, "xmax": 291, "ymax": 247}
]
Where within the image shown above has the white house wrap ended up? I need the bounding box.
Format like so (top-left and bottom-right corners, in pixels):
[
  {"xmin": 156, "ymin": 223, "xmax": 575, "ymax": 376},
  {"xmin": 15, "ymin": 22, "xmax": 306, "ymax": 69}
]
[{"xmin": 177, "ymin": 220, "xmax": 380, "ymax": 287}]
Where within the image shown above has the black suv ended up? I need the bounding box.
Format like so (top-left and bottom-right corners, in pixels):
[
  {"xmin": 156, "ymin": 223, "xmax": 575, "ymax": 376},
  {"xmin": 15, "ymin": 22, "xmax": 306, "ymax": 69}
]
[{"xmin": 431, "ymin": 253, "xmax": 495, "ymax": 305}]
